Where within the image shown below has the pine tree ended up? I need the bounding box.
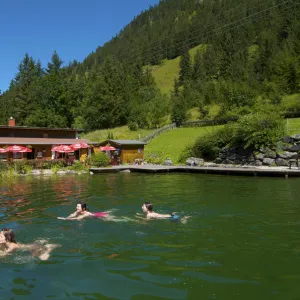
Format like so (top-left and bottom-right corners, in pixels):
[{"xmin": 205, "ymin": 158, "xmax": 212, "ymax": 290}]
[
  {"xmin": 179, "ymin": 48, "xmax": 192, "ymax": 84},
  {"xmin": 47, "ymin": 50, "xmax": 63, "ymax": 74}
]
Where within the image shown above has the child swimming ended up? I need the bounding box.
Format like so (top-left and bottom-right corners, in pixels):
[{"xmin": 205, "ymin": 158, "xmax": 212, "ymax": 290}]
[
  {"xmin": 0, "ymin": 228, "xmax": 59, "ymax": 261},
  {"xmin": 139, "ymin": 202, "xmax": 190, "ymax": 224},
  {"xmin": 57, "ymin": 201, "xmax": 109, "ymax": 221}
]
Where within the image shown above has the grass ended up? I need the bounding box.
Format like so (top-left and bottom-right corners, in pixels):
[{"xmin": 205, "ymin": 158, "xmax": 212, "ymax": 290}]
[
  {"xmin": 285, "ymin": 118, "xmax": 300, "ymax": 135},
  {"xmin": 148, "ymin": 44, "xmax": 206, "ymax": 95},
  {"xmin": 81, "ymin": 126, "xmax": 155, "ymax": 143},
  {"xmin": 144, "ymin": 126, "xmax": 221, "ymax": 164}
]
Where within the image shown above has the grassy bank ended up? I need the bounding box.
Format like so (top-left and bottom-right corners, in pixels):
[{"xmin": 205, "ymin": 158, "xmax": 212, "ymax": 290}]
[
  {"xmin": 81, "ymin": 126, "xmax": 155, "ymax": 143},
  {"xmin": 148, "ymin": 45, "xmax": 205, "ymax": 95},
  {"xmin": 285, "ymin": 118, "xmax": 300, "ymax": 135},
  {"xmin": 144, "ymin": 126, "xmax": 221, "ymax": 164}
]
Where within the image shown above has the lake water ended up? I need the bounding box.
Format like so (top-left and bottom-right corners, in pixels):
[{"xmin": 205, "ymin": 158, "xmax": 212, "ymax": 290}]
[{"xmin": 0, "ymin": 173, "xmax": 299, "ymax": 299}]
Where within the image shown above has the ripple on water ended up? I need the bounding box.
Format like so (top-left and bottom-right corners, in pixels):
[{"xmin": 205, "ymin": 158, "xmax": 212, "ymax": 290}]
[{"xmin": 184, "ymin": 271, "xmax": 260, "ymax": 285}]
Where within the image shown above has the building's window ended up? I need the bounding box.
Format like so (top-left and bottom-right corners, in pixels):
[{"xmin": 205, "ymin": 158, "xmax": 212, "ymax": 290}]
[
  {"xmin": 0, "ymin": 153, "xmax": 7, "ymax": 160},
  {"xmin": 43, "ymin": 133, "xmax": 48, "ymax": 138},
  {"xmin": 13, "ymin": 152, "xmax": 22, "ymax": 159},
  {"xmin": 37, "ymin": 150, "xmax": 43, "ymax": 158},
  {"xmin": 138, "ymin": 148, "xmax": 142, "ymax": 154}
]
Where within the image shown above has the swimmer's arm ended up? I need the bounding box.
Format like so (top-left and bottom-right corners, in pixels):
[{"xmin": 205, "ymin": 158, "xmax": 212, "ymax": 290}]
[
  {"xmin": 68, "ymin": 212, "xmax": 94, "ymax": 220},
  {"xmin": 57, "ymin": 211, "xmax": 79, "ymax": 220},
  {"xmin": 6, "ymin": 243, "xmax": 19, "ymax": 253},
  {"xmin": 66, "ymin": 211, "xmax": 79, "ymax": 218},
  {"xmin": 147, "ymin": 213, "xmax": 172, "ymax": 219},
  {"xmin": 135, "ymin": 215, "xmax": 147, "ymax": 220}
]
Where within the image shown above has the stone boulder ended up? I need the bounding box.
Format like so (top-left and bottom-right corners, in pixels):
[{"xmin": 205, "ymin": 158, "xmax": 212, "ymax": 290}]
[
  {"xmin": 291, "ymin": 134, "xmax": 300, "ymax": 141},
  {"xmin": 275, "ymin": 158, "xmax": 289, "ymax": 166},
  {"xmin": 282, "ymin": 136, "xmax": 292, "ymax": 143},
  {"xmin": 286, "ymin": 144, "xmax": 300, "ymax": 152},
  {"xmin": 164, "ymin": 158, "xmax": 173, "ymax": 166},
  {"xmin": 186, "ymin": 157, "xmax": 204, "ymax": 166},
  {"xmin": 255, "ymin": 153, "xmax": 264, "ymax": 160},
  {"xmin": 278, "ymin": 151, "xmax": 298, "ymax": 159},
  {"xmin": 264, "ymin": 148, "xmax": 276, "ymax": 159},
  {"xmin": 262, "ymin": 158, "xmax": 275, "ymax": 166},
  {"xmin": 255, "ymin": 160, "xmax": 263, "ymax": 166}
]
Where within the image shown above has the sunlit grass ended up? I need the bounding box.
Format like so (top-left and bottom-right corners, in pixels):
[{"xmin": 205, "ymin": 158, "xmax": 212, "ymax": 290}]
[
  {"xmin": 147, "ymin": 44, "xmax": 206, "ymax": 95},
  {"xmin": 285, "ymin": 118, "xmax": 300, "ymax": 135},
  {"xmin": 81, "ymin": 126, "xmax": 155, "ymax": 143},
  {"xmin": 145, "ymin": 126, "xmax": 221, "ymax": 164}
]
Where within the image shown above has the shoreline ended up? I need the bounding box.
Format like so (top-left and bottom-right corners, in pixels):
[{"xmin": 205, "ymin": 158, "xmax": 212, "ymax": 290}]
[
  {"xmin": 89, "ymin": 164, "xmax": 300, "ymax": 178},
  {"xmin": 1, "ymin": 164, "xmax": 299, "ymax": 178}
]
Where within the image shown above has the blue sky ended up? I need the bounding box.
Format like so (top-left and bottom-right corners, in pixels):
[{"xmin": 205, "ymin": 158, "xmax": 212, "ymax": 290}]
[{"xmin": 0, "ymin": 0, "xmax": 159, "ymax": 92}]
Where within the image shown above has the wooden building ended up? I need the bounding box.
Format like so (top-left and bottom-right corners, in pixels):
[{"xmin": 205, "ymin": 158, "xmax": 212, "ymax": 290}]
[
  {"xmin": 0, "ymin": 117, "xmax": 93, "ymax": 160},
  {"xmin": 97, "ymin": 139, "xmax": 147, "ymax": 164}
]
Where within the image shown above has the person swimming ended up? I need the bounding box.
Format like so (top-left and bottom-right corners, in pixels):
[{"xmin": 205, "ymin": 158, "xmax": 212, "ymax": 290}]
[
  {"xmin": 139, "ymin": 202, "xmax": 190, "ymax": 223},
  {"xmin": 57, "ymin": 201, "xmax": 109, "ymax": 221},
  {"xmin": 0, "ymin": 228, "xmax": 59, "ymax": 261}
]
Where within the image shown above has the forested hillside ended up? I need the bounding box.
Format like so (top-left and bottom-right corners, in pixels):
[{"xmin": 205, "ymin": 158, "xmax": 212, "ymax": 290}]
[{"xmin": 0, "ymin": 0, "xmax": 299, "ymax": 131}]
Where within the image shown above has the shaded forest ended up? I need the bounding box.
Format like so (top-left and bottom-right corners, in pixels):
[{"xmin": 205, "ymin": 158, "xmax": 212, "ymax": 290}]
[{"xmin": 1, "ymin": 0, "xmax": 300, "ymax": 130}]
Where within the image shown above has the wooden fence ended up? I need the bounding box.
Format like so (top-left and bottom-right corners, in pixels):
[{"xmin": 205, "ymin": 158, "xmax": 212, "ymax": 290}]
[{"xmin": 142, "ymin": 123, "xmax": 176, "ymax": 143}]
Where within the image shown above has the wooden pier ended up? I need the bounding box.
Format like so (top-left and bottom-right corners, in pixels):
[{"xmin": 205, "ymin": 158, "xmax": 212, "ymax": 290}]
[{"xmin": 89, "ymin": 165, "xmax": 300, "ymax": 178}]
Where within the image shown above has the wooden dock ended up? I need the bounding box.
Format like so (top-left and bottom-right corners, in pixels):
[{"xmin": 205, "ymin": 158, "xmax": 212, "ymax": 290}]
[{"xmin": 89, "ymin": 165, "xmax": 300, "ymax": 178}]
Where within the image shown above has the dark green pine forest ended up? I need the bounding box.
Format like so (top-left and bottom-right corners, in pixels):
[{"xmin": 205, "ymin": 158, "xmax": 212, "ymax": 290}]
[{"xmin": 1, "ymin": 0, "xmax": 300, "ymax": 131}]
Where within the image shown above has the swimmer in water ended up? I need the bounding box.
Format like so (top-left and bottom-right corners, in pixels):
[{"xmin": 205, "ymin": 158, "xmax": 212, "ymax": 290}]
[
  {"xmin": 0, "ymin": 228, "xmax": 59, "ymax": 261},
  {"xmin": 138, "ymin": 202, "xmax": 190, "ymax": 224},
  {"xmin": 57, "ymin": 201, "xmax": 109, "ymax": 221}
]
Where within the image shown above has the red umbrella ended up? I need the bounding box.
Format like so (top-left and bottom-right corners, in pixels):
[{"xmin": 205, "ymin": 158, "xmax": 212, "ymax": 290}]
[
  {"xmin": 6, "ymin": 145, "xmax": 28, "ymax": 152},
  {"xmin": 52, "ymin": 145, "xmax": 73, "ymax": 152},
  {"xmin": 52, "ymin": 145, "xmax": 65, "ymax": 152},
  {"xmin": 0, "ymin": 148, "xmax": 7, "ymax": 153},
  {"xmin": 71, "ymin": 142, "xmax": 90, "ymax": 150},
  {"xmin": 58, "ymin": 145, "xmax": 73, "ymax": 153},
  {"xmin": 19, "ymin": 147, "xmax": 32, "ymax": 153},
  {"xmin": 100, "ymin": 145, "xmax": 116, "ymax": 151}
]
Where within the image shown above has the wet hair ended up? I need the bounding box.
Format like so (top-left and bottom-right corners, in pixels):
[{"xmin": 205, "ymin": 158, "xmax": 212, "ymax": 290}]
[
  {"xmin": 2, "ymin": 228, "xmax": 17, "ymax": 243},
  {"xmin": 143, "ymin": 202, "xmax": 153, "ymax": 212},
  {"xmin": 77, "ymin": 201, "xmax": 88, "ymax": 211}
]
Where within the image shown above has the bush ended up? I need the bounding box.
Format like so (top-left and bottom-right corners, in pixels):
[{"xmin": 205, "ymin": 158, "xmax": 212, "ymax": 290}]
[
  {"xmin": 232, "ymin": 112, "xmax": 284, "ymax": 149},
  {"xmin": 128, "ymin": 122, "xmax": 139, "ymax": 131},
  {"xmin": 13, "ymin": 160, "xmax": 28, "ymax": 174},
  {"xmin": 67, "ymin": 161, "xmax": 88, "ymax": 172},
  {"xmin": 191, "ymin": 126, "xmax": 233, "ymax": 160},
  {"xmin": 0, "ymin": 160, "xmax": 8, "ymax": 172},
  {"xmin": 189, "ymin": 112, "xmax": 284, "ymax": 160},
  {"xmin": 281, "ymin": 94, "xmax": 300, "ymax": 118},
  {"xmin": 92, "ymin": 152, "xmax": 110, "ymax": 167}
]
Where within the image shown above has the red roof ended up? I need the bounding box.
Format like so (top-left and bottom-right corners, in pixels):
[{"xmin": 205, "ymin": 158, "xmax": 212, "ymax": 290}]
[
  {"xmin": 0, "ymin": 137, "xmax": 94, "ymax": 145},
  {"xmin": 0, "ymin": 125, "xmax": 83, "ymax": 132}
]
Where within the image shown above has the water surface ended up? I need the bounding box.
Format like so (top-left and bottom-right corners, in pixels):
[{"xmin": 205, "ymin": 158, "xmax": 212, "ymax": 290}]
[{"xmin": 0, "ymin": 173, "xmax": 299, "ymax": 299}]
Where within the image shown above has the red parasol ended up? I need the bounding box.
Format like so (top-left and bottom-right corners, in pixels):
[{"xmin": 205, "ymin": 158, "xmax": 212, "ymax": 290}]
[
  {"xmin": 52, "ymin": 145, "xmax": 65, "ymax": 152},
  {"xmin": 19, "ymin": 147, "xmax": 32, "ymax": 153},
  {"xmin": 6, "ymin": 145, "xmax": 31, "ymax": 152},
  {"xmin": 71, "ymin": 142, "xmax": 90, "ymax": 150},
  {"xmin": 0, "ymin": 148, "xmax": 7, "ymax": 153},
  {"xmin": 100, "ymin": 145, "xmax": 116, "ymax": 151},
  {"xmin": 58, "ymin": 145, "xmax": 73, "ymax": 153},
  {"xmin": 51, "ymin": 145, "xmax": 73, "ymax": 153}
]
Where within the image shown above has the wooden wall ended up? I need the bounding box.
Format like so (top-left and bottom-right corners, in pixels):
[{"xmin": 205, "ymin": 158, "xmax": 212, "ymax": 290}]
[{"xmin": 120, "ymin": 146, "xmax": 144, "ymax": 164}]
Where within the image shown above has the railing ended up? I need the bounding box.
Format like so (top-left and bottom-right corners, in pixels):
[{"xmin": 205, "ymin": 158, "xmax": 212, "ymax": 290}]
[
  {"xmin": 142, "ymin": 123, "xmax": 177, "ymax": 143},
  {"xmin": 181, "ymin": 117, "xmax": 238, "ymax": 127}
]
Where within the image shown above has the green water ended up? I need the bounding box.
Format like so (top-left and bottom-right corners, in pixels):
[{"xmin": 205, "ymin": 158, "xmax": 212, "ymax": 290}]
[{"xmin": 0, "ymin": 173, "xmax": 299, "ymax": 299}]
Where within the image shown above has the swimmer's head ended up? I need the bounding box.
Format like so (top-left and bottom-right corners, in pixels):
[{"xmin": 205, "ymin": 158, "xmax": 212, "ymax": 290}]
[
  {"xmin": 142, "ymin": 202, "xmax": 153, "ymax": 213},
  {"xmin": 1, "ymin": 228, "xmax": 17, "ymax": 244},
  {"xmin": 76, "ymin": 201, "xmax": 87, "ymax": 212}
]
